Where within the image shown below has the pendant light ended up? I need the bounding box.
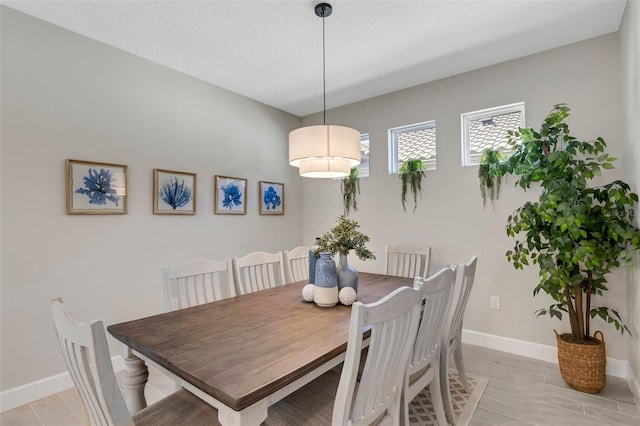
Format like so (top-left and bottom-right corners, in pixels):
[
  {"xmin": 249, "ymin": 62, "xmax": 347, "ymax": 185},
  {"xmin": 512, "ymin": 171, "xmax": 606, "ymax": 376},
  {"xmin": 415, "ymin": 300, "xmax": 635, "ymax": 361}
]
[{"xmin": 288, "ymin": 2, "xmax": 361, "ymax": 178}]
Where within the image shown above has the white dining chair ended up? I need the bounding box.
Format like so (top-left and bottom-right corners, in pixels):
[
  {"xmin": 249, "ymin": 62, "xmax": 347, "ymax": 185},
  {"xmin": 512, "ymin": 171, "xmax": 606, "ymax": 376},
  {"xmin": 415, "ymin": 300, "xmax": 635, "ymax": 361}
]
[
  {"xmin": 440, "ymin": 256, "xmax": 478, "ymax": 425},
  {"xmin": 50, "ymin": 298, "xmax": 220, "ymax": 426},
  {"xmin": 283, "ymin": 245, "xmax": 309, "ymax": 284},
  {"xmin": 265, "ymin": 285, "xmax": 422, "ymax": 426},
  {"xmin": 386, "ymin": 244, "xmax": 431, "ymax": 278},
  {"xmin": 232, "ymin": 251, "xmax": 287, "ymax": 295},
  {"xmin": 402, "ymin": 267, "xmax": 456, "ymax": 426},
  {"xmin": 162, "ymin": 258, "xmax": 236, "ymax": 311}
]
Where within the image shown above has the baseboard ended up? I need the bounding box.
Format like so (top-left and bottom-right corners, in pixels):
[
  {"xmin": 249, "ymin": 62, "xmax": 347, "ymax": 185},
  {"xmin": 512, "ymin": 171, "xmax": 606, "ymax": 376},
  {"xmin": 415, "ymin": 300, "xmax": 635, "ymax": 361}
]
[
  {"xmin": 0, "ymin": 356, "xmax": 125, "ymax": 413},
  {"xmin": 461, "ymin": 329, "xmax": 630, "ymax": 379},
  {"xmin": 1, "ymin": 332, "xmax": 634, "ymax": 413}
]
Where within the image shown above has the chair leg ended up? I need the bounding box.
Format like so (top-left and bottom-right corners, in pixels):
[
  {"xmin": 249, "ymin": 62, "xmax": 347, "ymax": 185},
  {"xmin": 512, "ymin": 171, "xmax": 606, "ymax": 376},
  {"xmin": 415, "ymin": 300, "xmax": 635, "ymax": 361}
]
[
  {"xmin": 440, "ymin": 346, "xmax": 456, "ymax": 425},
  {"xmin": 453, "ymin": 342, "xmax": 469, "ymax": 393},
  {"xmin": 400, "ymin": 386, "xmax": 410, "ymax": 426},
  {"xmin": 430, "ymin": 359, "xmax": 449, "ymax": 426}
]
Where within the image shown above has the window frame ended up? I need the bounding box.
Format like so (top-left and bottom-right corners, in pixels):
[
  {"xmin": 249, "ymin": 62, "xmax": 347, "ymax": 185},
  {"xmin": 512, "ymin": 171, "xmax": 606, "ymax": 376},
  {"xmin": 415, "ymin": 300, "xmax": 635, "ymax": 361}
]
[
  {"xmin": 388, "ymin": 120, "xmax": 437, "ymax": 174},
  {"xmin": 461, "ymin": 102, "xmax": 525, "ymax": 167},
  {"xmin": 358, "ymin": 133, "xmax": 370, "ymax": 178}
]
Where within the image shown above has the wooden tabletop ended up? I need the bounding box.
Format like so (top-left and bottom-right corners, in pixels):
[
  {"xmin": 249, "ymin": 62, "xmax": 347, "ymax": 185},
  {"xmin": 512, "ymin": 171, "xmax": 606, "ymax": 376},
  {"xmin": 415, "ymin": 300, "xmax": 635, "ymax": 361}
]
[{"xmin": 107, "ymin": 272, "xmax": 412, "ymax": 411}]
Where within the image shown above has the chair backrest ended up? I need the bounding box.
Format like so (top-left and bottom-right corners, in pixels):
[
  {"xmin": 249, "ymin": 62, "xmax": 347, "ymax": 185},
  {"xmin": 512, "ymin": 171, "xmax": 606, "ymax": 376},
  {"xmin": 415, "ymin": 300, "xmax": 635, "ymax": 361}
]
[
  {"xmin": 333, "ymin": 286, "xmax": 422, "ymax": 426},
  {"xmin": 386, "ymin": 244, "xmax": 431, "ymax": 278},
  {"xmin": 162, "ymin": 258, "xmax": 236, "ymax": 311},
  {"xmin": 50, "ymin": 298, "xmax": 134, "ymax": 426},
  {"xmin": 408, "ymin": 267, "xmax": 456, "ymax": 378},
  {"xmin": 283, "ymin": 246, "xmax": 309, "ymax": 284},
  {"xmin": 233, "ymin": 251, "xmax": 287, "ymax": 295},
  {"xmin": 446, "ymin": 256, "xmax": 478, "ymax": 342}
]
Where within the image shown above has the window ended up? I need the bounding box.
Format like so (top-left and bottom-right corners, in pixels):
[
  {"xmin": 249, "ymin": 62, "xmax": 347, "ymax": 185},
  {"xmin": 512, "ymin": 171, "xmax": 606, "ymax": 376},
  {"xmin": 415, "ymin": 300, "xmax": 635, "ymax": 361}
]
[
  {"xmin": 388, "ymin": 121, "xmax": 436, "ymax": 174},
  {"xmin": 461, "ymin": 102, "xmax": 525, "ymax": 166},
  {"xmin": 357, "ymin": 133, "xmax": 370, "ymax": 177}
]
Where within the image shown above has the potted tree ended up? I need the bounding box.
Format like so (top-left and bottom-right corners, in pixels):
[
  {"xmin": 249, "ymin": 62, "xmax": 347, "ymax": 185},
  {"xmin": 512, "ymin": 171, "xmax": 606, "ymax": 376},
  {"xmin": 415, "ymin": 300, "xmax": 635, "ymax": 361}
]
[
  {"xmin": 502, "ymin": 104, "xmax": 640, "ymax": 393},
  {"xmin": 399, "ymin": 158, "xmax": 426, "ymax": 212}
]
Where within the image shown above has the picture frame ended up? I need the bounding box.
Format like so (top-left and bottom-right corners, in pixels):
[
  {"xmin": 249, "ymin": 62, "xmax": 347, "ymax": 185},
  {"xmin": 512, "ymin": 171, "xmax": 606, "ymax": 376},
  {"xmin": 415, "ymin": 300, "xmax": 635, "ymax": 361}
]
[
  {"xmin": 153, "ymin": 169, "xmax": 196, "ymax": 215},
  {"xmin": 66, "ymin": 159, "xmax": 127, "ymax": 215},
  {"xmin": 259, "ymin": 181, "xmax": 284, "ymax": 215},
  {"xmin": 214, "ymin": 175, "xmax": 247, "ymax": 215}
]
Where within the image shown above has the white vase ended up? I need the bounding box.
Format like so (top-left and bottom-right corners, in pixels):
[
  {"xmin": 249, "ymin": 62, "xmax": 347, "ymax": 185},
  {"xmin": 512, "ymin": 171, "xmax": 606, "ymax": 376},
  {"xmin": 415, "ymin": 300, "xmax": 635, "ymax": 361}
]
[{"xmin": 314, "ymin": 286, "xmax": 338, "ymax": 307}]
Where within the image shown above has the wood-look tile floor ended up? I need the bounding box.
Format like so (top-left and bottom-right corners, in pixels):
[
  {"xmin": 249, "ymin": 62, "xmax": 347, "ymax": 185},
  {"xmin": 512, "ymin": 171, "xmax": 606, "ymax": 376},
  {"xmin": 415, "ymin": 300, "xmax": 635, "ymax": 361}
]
[{"xmin": 1, "ymin": 344, "xmax": 638, "ymax": 426}]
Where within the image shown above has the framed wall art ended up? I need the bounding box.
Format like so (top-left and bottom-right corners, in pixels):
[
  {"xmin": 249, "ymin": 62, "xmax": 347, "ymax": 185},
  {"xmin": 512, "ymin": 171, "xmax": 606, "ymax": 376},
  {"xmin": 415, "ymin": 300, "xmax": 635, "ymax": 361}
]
[
  {"xmin": 259, "ymin": 181, "xmax": 284, "ymax": 215},
  {"xmin": 66, "ymin": 159, "xmax": 127, "ymax": 215},
  {"xmin": 153, "ymin": 169, "xmax": 196, "ymax": 215},
  {"xmin": 214, "ymin": 175, "xmax": 247, "ymax": 215}
]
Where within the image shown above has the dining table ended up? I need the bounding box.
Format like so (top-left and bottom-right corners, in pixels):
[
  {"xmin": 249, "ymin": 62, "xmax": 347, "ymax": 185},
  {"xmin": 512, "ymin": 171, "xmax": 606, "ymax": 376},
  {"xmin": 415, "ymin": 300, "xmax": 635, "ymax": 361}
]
[{"xmin": 107, "ymin": 272, "xmax": 413, "ymax": 426}]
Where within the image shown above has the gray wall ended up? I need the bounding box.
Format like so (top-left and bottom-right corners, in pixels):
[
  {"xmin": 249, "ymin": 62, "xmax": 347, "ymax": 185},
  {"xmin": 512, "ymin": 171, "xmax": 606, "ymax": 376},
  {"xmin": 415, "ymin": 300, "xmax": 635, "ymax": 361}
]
[
  {"xmin": 0, "ymin": 7, "xmax": 302, "ymax": 390},
  {"xmin": 301, "ymin": 33, "xmax": 632, "ymax": 360},
  {"xmin": 620, "ymin": 0, "xmax": 640, "ymax": 399}
]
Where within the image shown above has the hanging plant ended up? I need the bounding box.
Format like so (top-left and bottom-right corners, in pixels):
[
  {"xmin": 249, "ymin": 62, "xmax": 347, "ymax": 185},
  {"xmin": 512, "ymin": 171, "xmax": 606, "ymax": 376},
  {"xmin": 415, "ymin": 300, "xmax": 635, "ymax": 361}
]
[
  {"xmin": 341, "ymin": 167, "xmax": 360, "ymax": 216},
  {"xmin": 478, "ymin": 148, "xmax": 507, "ymax": 209},
  {"xmin": 399, "ymin": 159, "xmax": 426, "ymax": 213}
]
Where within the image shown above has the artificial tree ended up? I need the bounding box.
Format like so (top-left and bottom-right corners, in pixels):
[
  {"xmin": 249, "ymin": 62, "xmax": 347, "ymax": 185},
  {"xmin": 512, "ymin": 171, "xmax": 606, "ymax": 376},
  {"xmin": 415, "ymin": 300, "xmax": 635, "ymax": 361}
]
[{"xmin": 501, "ymin": 104, "xmax": 640, "ymax": 344}]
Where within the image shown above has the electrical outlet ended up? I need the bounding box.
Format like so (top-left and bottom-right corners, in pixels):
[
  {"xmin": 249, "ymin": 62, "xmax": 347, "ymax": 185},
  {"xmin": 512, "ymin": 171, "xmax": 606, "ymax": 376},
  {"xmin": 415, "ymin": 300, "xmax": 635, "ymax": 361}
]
[{"xmin": 490, "ymin": 296, "xmax": 501, "ymax": 310}]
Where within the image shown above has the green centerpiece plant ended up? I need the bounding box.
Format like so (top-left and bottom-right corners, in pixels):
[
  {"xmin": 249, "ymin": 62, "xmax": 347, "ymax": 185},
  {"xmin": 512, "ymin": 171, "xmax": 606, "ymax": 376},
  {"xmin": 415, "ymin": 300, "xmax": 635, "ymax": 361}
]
[
  {"xmin": 399, "ymin": 158, "xmax": 426, "ymax": 213},
  {"xmin": 316, "ymin": 215, "xmax": 375, "ymax": 260},
  {"xmin": 316, "ymin": 215, "xmax": 375, "ymax": 293},
  {"xmin": 500, "ymin": 103, "xmax": 640, "ymax": 393}
]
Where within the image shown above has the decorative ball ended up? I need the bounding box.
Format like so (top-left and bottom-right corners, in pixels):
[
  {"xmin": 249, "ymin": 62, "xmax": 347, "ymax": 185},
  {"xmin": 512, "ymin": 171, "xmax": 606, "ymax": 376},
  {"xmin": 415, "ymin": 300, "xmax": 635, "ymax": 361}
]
[
  {"xmin": 302, "ymin": 284, "xmax": 316, "ymax": 302},
  {"xmin": 339, "ymin": 287, "xmax": 357, "ymax": 305}
]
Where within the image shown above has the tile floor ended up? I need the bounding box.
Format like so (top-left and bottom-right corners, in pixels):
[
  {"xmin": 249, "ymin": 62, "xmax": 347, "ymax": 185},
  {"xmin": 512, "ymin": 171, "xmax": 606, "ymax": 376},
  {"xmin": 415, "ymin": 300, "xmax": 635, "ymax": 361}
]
[{"xmin": 1, "ymin": 344, "xmax": 638, "ymax": 426}]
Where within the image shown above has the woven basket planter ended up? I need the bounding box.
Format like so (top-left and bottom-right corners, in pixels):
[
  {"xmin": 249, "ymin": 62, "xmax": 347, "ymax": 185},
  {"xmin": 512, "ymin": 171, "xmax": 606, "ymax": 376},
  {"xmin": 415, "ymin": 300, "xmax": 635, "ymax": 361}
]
[{"xmin": 555, "ymin": 330, "xmax": 606, "ymax": 394}]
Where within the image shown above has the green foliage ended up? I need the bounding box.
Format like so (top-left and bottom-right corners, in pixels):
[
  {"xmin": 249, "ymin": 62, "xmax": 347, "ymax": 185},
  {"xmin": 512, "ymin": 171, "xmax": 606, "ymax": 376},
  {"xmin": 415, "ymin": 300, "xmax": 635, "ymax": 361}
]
[
  {"xmin": 478, "ymin": 148, "xmax": 508, "ymax": 208},
  {"xmin": 400, "ymin": 159, "xmax": 426, "ymax": 212},
  {"xmin": 502, "ymin": 103, "xmax": 640, "ymax": 342},
  {"xmin": 341, "ymin": 167, "xmax": 360, "ymax": 216},
  {"xmin": 316, "ymin": 215, "xmax": 376, "ymax": 260}
]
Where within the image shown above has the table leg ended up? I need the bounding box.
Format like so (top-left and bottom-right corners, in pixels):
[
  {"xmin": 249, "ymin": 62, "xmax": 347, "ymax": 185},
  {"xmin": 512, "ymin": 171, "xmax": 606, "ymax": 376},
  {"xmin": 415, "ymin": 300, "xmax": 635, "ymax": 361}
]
[
  {"xmin": 119, "ymin": 345, "xmax": 149, "ymax": 414},
  {"xmin": 217, "ymin": 400, "xmax": 267, "ymax": 426}
]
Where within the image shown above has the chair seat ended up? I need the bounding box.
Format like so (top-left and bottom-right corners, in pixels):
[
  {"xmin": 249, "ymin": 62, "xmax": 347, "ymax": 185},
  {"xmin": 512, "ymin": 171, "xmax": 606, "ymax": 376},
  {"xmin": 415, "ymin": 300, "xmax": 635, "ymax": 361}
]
[
  {"xmin": 265, "ymin": 368, "xmax": 340, "ymax": 425},
  {"xmin": 266, "ymin": 369, "xmax": 387, "ymax": 426},
  {"xmin": 133, "ymin": 389, "xmax": 220, "ymax": 426}
]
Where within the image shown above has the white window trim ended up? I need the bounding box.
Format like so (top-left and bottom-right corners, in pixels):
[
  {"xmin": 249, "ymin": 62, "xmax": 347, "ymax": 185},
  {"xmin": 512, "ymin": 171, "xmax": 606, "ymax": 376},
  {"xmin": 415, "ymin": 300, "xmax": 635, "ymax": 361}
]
[
  {"xmin": 388, "ymin": 120, "xmax": 436, "ymax": 174},
  {"xmin": 358, "ymin": 133, "xmax": 370, "ymax": 178},
  {"xmin": 461, "ymin": 102, "xmax": 525, "ymax": 167}
]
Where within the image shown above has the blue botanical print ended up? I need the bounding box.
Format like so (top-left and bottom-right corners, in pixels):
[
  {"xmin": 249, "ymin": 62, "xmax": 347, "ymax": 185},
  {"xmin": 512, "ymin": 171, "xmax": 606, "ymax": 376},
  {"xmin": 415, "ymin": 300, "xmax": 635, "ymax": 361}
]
[
  {"xmin": 221, "ymin": 183, "xmax": 242, "ymax": 209},
  {"xmin": 263, "ymin": 186, "xmax": 281, "ymax": 210},
  {"xmin": 75, "ymin": 168, "xmax": 121, "ymax": 206},
  {"xmin": 160, "ymin": 177, "xmax": 192, "ymax": 209}
]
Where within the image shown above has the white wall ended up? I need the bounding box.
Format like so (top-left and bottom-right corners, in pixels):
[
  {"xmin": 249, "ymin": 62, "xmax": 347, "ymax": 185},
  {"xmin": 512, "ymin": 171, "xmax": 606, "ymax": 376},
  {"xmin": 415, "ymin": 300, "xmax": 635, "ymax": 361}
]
[
  {"xmin": 301, "ymin": 33, "xmax": 633, "ymax": 361},
  {"xmin": 620, "ymin": 0, "xmax": 640, "ymax": 400},
  {"xmin": 0, "ymin": 7, "xmax": 302, "ymax": 392}
]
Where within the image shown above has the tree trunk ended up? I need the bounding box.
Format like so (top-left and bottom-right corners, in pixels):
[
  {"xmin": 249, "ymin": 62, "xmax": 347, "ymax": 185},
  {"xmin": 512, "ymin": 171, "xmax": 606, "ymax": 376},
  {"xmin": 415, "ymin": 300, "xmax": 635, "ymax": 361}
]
[
  {"xmin": 564, "ymin": 284, "xmax": 580, "ymax": 341},
  {"xmin": 585, "ymin": 271, "xmax": 592, "ymax": 338},
  {"xmin": 574, "ymin": 285, "xmax": 584, "ymax": 343}
]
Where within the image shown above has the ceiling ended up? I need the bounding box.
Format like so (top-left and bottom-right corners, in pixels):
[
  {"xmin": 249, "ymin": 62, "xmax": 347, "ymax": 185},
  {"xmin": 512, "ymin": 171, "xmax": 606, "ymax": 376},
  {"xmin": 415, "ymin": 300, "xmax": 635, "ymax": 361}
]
[{"xmin": 1, "ymin": 0, "xmax": 628, "ymax": 117}]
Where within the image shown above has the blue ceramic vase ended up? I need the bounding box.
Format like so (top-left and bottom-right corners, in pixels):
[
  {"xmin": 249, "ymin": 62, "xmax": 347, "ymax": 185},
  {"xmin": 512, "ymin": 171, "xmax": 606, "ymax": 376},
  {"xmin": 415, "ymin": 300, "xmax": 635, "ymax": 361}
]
[
  {"xmin": 314, "ymin": 252, "xmax": 338, "ymax": 307},
  {"xmin": 308, "ymin": 237, "xmax": 320, "ymax": 284},
  {"xmin": 337, "ymin": 253, "xmax": 358, "ymax": 293}
]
